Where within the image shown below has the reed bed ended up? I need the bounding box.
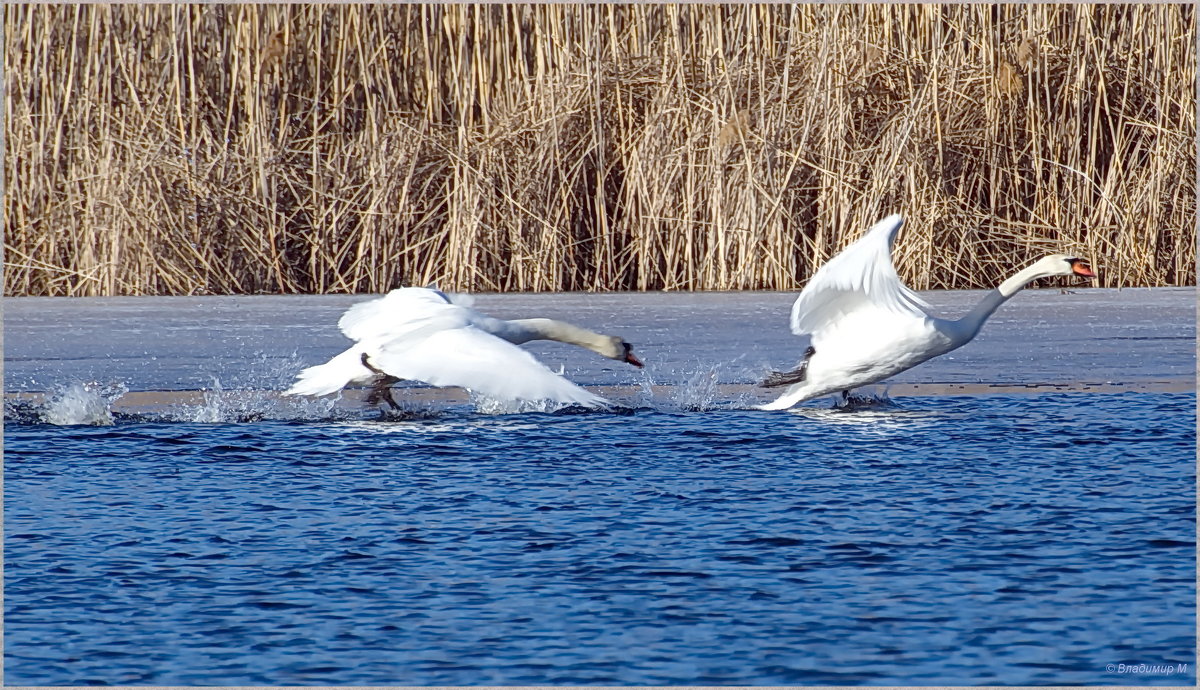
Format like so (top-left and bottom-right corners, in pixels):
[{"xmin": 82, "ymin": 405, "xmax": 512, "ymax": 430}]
[{"xmin": 4, "ymin": 4, "xmax": 1194, "ymax": 296}]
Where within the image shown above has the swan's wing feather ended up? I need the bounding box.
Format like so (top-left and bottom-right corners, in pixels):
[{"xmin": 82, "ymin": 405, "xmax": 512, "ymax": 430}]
[
  {"xmin": 790, "ymin": 214, "xmax": 930, "ymax": 336},
  {"xmin": 442, "ymin": 291, "xmax": 476, "ymax": 309},
  {"xmin": 369, "ymin": 327, "xmax": 609, "ymax": 408},
  {"xmin": 808, "ymin": 303, "xmax": 924, "ymax": 353},
  {"xmin": 338, "ymin": 287, "xmax": 470, "ymax": 342},
  {"xmin": 284, "ymin": 346, "xmax": 373, "ymax": 396},
  {"xmin": 421, "ymin": 284, "xmax": 476, "ymax": 308}
]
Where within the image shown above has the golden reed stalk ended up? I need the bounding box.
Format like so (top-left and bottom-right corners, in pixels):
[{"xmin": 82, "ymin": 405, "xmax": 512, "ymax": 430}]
[{"xmin": 4, "ymin": 4, "xmax": 1194, "ymax": 296}]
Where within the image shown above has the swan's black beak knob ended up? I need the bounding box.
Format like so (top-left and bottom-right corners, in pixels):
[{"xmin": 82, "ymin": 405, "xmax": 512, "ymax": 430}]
[{"xmin": 622, "ymin": 342, "xmax": 644, "ymax": 368}]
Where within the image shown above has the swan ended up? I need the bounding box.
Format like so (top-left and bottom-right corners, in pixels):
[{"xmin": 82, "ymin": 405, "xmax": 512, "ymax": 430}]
[
  {"xmin": 759, "ymin": 214, "xmax": 1095, "ymax": 410},
  {"xmin": 284, "ymin": 287, "xmax": 643, "ymax": 409}
]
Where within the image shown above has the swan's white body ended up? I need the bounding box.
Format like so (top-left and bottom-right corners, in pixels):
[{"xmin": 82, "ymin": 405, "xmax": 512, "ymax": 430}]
[
  {"xmin": 285, "ymin": 287, "xmax": 641, "ymax": 409},
  {"xmin": 760, "ymin": 214, "xmax": 1095, "ymax": 410}
]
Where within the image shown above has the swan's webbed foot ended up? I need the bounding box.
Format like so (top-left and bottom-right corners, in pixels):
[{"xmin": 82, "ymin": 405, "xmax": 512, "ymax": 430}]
[
  {"xmin": 761, "ymin": 346, "xmax": 815, "ymax": 388},
  {"xmin": 361, "ymin": 353, "xmax": 402, "ymax": 410}
]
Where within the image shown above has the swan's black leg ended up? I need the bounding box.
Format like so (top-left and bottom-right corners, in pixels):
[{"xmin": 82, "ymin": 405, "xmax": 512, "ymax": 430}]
[
  {"xmin": 360, "ymin": 353, "xmax": 389, "ymax": 377},
  {"xmin": 366, "ymin": 381, "xmax": 402, "ymax": 411},
  {"xmin": 361, "ymin": 354, "xmax": 402, "ymax": 410},
  {"xmin": 761, "ymin": 346, "xmax": 815, "ymax": 388}
]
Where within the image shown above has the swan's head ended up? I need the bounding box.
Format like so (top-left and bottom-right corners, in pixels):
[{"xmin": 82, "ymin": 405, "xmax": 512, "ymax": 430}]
[
  {"xmin": 1039, "ymin": 254, "xmax": 1096, "ymax": 279},
  {"xmin": 602, "ymin": 337, "xmax": 643, "ymax": 368}
]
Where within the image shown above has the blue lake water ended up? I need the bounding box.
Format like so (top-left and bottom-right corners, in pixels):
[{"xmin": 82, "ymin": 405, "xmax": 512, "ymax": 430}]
[
  {"xmin": 4, "ymin": 289, "xmax": 1196, "ymax": 685},
  {"xmin": 4, "ymin": 391, "xmax": 1195, "ymax": 685}
]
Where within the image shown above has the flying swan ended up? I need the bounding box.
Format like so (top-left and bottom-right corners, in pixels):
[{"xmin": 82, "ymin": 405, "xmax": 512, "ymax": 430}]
[
  {"xmin": 759, "ymin": 214, "xmax": 1095, "ymax": 410},
  {"xmin": 284, "ymin": 287, "xmax": 643, "ymax": 409}
]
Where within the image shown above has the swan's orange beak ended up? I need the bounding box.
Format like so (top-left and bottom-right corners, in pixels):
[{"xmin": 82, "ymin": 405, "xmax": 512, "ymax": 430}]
[{"xmin": 1071, "ymin": 260, "xmax": 1096, "ymax": 278}]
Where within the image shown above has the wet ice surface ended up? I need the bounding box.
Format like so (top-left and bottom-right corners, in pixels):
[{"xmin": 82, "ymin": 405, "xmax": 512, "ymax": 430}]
[
  {"xmin": 3, "ymin": 288, "xmax": 1196, "ymax": 685},
  {"xmin": 4, "ymin": 287, "xmax": 1195, "ymax": 396}
]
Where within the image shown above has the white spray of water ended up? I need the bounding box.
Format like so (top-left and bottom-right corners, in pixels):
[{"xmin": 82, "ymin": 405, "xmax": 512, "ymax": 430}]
[
  {"xmin": 158, "ymin": 351, "xmax": 352, "ymax": 423},
  {"xmin": 41, "ymin": 381, "xmax": 128, "ymax": 426},
  {"xmin": 635, "ymin": 358, "xmax": 758, "ymax": 412},
  {"xmin": 674, "ymin": 368, "xmax": 720, "ymax": 411},
  {"xmin": 185, "ymin": 378, "xmax": 237, "ymax": 423},
  {"xmin": 470, "ymin": 394, "xmax": 571, "ymax": 416},
  {"xmin": 634, "ymin": 368, "xmax": 659, "ymax": 408},
  {"xmin": 162, "ymin": 376, "xmax": 348, "ymax": 423}
]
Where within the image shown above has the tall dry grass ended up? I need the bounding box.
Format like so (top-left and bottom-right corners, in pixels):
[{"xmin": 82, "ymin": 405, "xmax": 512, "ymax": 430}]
[{"xmin": 4, "ymin": 4, "xmax": 1195, "ymax": 296}]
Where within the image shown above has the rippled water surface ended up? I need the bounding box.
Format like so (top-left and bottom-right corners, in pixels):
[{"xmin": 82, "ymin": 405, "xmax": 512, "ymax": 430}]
[{"xmin": 5, "ymin": 392, "xmax": 1195, "ymax": 685}]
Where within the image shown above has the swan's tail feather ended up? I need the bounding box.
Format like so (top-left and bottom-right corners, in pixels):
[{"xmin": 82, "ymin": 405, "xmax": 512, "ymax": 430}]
[
  {"xmin": 283, "ymin": 348, "xmax": 365, "ymax": 397},
  {"xmin": 756, "ymin": 397, "xmax": 795, "ymax": 411},
  {"xmin": 469, "ymin": 379, "xmax": 611, "ymax": 411},
  {"xmin": 760, "ymin": 346, "xmax": 815, "ymax": 388},
  {"xmin": 470, "ymin": 388, "xmax": 612, "ymax": 414},
  {"xmin": 553, "ymin": 387, "xmax": 611, "ymax": 410},
  {"xmin": 761, "ymin": 366, "xmax": 807, "ymax": 389}
]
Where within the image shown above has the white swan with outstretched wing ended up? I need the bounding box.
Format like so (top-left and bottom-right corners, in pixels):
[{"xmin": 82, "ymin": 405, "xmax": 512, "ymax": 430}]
[
  {"xmin": 760, "ymin": 214, "xmax": 1096, "ymax": 410},
  {"xmin": 285, "ymin": 287, "xmax": 642, "ymax": 409}
]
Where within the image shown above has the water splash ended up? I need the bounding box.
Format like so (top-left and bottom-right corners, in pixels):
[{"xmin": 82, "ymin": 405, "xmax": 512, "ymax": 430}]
[
  {"xmin": 832, "ymin": 388, "xmax": 901, "ymax": 412},
  {"xmin": 174, "ymin": 378, "xmax": 264, "ymax": 423},
  {"xmin": 632, "ymin": 365, "xmax": 723, "ymax": 411},
  {"xmin": 641, "ymin": 361, "xmax": 759, "ymax": 412},
  {"xmin": 40, "ymin": 381, "xmax": 128, "ymax": 426},
  {"xmin": 163, "ymin": 376, "xmax": 355, "ymax": 423},
  {"xmin": 470, "ymin": 394, "xmax": 574, "ymax": 416},
  {"xmin": 157, "ymin": 351, "xmax": 358, "ymax": 423},
  {"xmin": 673, "ymin": 368, "xmax": 720, "ymax": 411},
  {"xmin": 624, "ymin": 369, "xmax": 651, "ymax": 409}
]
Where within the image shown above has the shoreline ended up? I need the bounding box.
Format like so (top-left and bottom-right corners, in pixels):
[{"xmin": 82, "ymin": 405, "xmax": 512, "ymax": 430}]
[
  {"xmin": 5, "ymin": 288, "xmax": 1194, "ymax": 404},
  {"xmin": 6, "ymin": 379, "xmax": 1194, "ymax": 415}
]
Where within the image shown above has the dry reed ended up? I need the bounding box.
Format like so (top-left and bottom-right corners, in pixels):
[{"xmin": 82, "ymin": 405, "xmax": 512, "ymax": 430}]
[{"xmin": 4, "ymin": 4, "xmax": 1195, "ymax": 296}]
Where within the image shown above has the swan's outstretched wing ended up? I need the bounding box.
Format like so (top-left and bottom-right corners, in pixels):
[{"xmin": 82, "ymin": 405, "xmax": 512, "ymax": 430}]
[
  {"xmin": 296, "ymin": 286, "xmax": 608, "ymax": 408},
  {"xmin": 368, "ymin": 327, "xmax": 610, "ymax": 408},
  {"xmin": 789, "ymin": 214, "xmax": 930, "ymax": 337},
  {"xmin": 338, "ymin": 287, "xmax": 469, "ymax": 343}
]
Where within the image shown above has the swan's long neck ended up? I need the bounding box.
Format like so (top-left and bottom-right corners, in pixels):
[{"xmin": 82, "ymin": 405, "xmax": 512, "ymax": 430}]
[
  {"xmin": 951, "ymin": 262, "xmax": 1052, "ymax": 344},
  {"xmin": 493, "ymin": 318, "xmax": 612, "ymax": 354}
]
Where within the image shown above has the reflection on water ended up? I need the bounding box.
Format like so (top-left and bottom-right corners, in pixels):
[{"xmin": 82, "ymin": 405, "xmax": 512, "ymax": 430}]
[
  {"xmin": 789, "ymin": 406, "xmax": 941, "ymax": 430},
  {"xmin": 334, "ymin": 418, "xmax": 543, "ymax": 437}
]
